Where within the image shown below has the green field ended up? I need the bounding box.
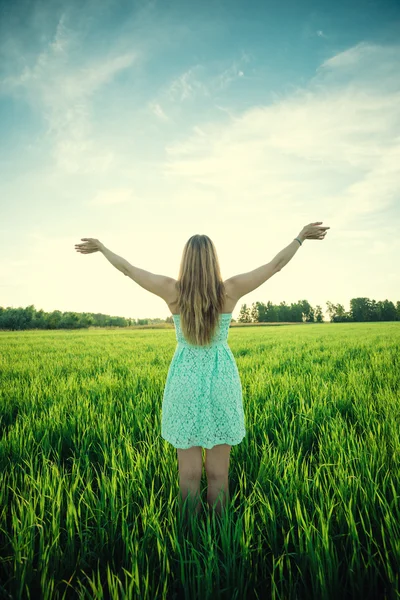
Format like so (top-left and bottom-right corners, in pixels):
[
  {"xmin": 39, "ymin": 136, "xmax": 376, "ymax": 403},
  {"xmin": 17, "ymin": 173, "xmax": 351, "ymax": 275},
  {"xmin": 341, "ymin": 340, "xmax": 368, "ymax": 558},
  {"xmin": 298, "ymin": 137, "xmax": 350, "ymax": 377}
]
[{"xmin": 1, "ymin": 323, "xmax": 399, "ymax": 599}]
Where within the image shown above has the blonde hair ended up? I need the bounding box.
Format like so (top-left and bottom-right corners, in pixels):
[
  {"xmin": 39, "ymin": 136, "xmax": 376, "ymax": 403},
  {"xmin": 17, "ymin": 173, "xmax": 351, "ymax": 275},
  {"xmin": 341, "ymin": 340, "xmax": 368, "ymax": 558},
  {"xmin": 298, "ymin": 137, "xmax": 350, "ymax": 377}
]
[{"xmin": 175, "ymin": 234, "xmax": 226, "ymax": 346}]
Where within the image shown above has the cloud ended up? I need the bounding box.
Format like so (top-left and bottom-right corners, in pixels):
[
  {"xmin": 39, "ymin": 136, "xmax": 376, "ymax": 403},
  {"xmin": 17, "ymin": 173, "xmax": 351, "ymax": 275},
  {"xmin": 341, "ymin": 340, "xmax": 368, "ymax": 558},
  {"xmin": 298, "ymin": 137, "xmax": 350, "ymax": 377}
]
[
  {"xmin": 0, "ymin": 11, "xmax": 138, "ymax": 174},
  {"xmin": 167, "ymin": 51, "xmax": 251, "ymax": 101},
  {"xmin": 319, "ymin": 41, "xmax": 377, "ymax": 69},
  {"xmin": 149, "ymin": 50, "xmax": 252, "ymax": 119},
  {"xmin": 148, "ymin": 101, "xmax": 170, "ymax": 121},
  {"xmin": 161, "ymin": 43, "xmax": 400, "ymax": 234}
]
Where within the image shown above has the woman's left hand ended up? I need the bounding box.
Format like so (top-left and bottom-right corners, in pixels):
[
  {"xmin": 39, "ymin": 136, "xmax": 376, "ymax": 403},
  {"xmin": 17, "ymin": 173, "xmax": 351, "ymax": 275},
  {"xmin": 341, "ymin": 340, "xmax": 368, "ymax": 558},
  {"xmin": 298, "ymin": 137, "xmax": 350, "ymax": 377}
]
[{"xmin": 75, "ymin": 238, "xmax": 105, "ymax": 254}]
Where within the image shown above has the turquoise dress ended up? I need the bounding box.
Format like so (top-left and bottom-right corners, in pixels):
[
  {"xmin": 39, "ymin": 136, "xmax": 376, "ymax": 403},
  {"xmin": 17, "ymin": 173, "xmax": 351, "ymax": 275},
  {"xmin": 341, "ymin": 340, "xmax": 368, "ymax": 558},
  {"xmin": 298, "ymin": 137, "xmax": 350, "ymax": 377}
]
[{"xmin": 161, "ymin": 313, "xmax": 246, "ymax": 449}]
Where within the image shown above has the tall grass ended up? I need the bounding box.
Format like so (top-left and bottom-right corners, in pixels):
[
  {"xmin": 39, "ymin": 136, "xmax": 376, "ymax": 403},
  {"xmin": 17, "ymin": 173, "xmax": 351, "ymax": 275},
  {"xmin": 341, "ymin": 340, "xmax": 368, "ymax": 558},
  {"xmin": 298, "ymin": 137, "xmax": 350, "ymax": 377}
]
[{"xmin": 0, "ymin": 323, "xmax": 399, "ymax": 599}]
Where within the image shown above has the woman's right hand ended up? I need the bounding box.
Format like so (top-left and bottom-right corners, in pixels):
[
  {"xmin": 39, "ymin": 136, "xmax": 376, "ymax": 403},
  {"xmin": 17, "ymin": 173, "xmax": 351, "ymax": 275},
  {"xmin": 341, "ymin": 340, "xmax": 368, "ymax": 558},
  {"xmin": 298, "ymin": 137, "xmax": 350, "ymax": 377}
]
[{"xmin": 299, "ymin": 222, "xmax": 330, "ymax": 241}]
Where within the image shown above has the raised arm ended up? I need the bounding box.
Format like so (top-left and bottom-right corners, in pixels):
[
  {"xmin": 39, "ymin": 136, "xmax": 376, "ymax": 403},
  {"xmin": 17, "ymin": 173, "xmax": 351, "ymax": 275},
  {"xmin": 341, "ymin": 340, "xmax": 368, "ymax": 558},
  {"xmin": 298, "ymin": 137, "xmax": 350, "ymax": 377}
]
[
  {"xmin": 101, "ymin": 245, "xmax": 174, "ymax": 299},
  {"xmin": 100, "ymin": 244, "xmax": 133, "ymax": 275},
  {"xmin": 225, "ymin": 222, "xmax": 329, "ymax": 301},
  {"xmin": 75, "ymin": 238, "xmax": 174, "ymax": 300}
]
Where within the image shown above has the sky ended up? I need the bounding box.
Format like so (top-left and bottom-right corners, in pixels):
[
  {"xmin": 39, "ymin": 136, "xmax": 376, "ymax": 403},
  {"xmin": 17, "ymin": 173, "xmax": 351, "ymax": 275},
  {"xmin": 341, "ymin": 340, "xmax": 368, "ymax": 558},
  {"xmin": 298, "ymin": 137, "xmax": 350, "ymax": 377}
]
[{"xmin": 1, "ymin": 0, "xmax": 399, "ymax": 322}]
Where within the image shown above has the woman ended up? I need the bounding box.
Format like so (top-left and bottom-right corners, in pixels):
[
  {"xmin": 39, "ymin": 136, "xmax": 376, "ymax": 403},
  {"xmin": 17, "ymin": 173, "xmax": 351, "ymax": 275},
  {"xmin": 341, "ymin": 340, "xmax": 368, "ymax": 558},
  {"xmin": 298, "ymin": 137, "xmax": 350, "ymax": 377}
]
[{"xmin": 75, "ymin": 221, "xmax": 329, "ymax": 521}]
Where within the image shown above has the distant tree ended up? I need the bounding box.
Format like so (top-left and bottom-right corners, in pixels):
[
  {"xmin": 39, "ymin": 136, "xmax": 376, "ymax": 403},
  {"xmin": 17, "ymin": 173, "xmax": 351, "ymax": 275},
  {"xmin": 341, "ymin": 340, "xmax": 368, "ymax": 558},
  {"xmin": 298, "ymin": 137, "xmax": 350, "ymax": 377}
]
[
  {"xmin": 287, "ymin": 303, "xmax": 303, "ymax": 323},
  {"xmin": 326, "ymin": 301, "xmax": 336, "ymax": 321},
  {"xmin": 109, "ymin": 316, "xmax": 128, "ymax": 327},
  {"xmin": 326, "ymin": 301, "xmax": 352, "ymax": 322},
  {"xmin": 350, "ymin": 298, "xmax": 372, "ymax": 322},
  {"xmin": 255, "ymin": 302, "xmax": 268, "ymax": 322},
  {"xmin": 92, "ymin": 313, "xmax": 108, "ymax": 327},
  {"xmin": 264, "ymin": 301, "xmax": 278, "ymax": 322},
  {"xmin": 78, "ymin": 313, "xmax": 94, "ymax": 328},
  {"xmin": 2, "ymin": 307, "xmax": 30, "ymax": 330},
  {"xmin": 396, "ymin": 301, "xmax": 400, "ymax": 320},
  {"xmin": 336, "ymin": 303, "xmax": 350, "ymax": 322},
  {"xmin": 250, "ymin": 303, "xmax": 259, "ymax": 322},
  {"xmin": 23, "ymin": 305, "xmax": 36, "ymax": 328},
  {"xmin": 298, "ymin": 299, "xmax": 315, "ymax": 323},
  {"xmin": 47, "ymin": 310, "xmax": 63, "ymax": 329},
  {"xmin": 278, "ymin": 301, "xmax": 291, "ymax": 322},
  {"xmin": 379, "ymin": 299, "xmax": 397, "ymax": 321},
  {"xmin": 60, "ymin": 312, "xmax": 80, "ymax": 329},
  {"xmin": 237, "ymin": 304, "xmax": 251, "ymax": 323},
  {"xmin": 315, "ymin": 305, "xmax": 324, "ymax": 323},
  {"xmin": 33, "ymin": 308, "xmax": 45, "ymax": 329}
]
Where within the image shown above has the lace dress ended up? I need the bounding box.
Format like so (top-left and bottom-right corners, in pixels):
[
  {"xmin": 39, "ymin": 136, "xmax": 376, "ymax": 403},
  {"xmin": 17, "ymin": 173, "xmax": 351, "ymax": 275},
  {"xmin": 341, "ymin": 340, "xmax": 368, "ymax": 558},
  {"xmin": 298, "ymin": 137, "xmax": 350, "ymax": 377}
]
[{"xmin": 161, "ymin": 313, "xmax": 246, "ymax": 449}]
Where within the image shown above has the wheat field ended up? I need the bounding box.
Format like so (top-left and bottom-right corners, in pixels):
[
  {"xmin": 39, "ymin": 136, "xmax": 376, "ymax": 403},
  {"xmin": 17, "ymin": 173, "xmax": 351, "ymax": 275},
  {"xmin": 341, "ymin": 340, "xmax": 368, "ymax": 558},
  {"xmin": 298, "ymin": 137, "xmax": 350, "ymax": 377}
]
[{"xmin": 0, "ymin": 322, "xmax": 399, "ymax": 599}]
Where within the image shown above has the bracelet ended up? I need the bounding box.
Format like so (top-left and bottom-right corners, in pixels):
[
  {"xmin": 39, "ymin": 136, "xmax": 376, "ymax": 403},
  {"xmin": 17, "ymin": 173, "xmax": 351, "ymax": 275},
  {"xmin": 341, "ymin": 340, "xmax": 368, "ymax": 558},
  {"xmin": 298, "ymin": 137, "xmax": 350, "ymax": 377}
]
[{"xmin": 294, "ymin": 237, "xmax": 302, "ymax": 246}]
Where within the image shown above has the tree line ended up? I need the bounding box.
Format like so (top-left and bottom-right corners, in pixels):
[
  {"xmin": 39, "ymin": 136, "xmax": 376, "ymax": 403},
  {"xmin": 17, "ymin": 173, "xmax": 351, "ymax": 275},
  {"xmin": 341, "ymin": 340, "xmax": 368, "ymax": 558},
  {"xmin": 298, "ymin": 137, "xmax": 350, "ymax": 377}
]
[
  {"xmin": 237, "ymin": 298, "xmax": 400, "ymax": 323},
  {"xmin": 0, "ymin": 305, "xmax": 164, "ymax": 331},
  {"xmin": 0, "ymin": 296, "xmax": 399, "ymax": 331}
]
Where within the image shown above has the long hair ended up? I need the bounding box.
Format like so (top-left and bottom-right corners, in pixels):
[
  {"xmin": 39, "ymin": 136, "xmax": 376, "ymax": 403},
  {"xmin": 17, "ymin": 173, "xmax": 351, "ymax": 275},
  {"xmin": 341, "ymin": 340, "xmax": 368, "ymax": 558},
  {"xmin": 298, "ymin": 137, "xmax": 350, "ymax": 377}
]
[{"xmin": 175, "ymin": 234, "xmax": 226, "ymax": 346}]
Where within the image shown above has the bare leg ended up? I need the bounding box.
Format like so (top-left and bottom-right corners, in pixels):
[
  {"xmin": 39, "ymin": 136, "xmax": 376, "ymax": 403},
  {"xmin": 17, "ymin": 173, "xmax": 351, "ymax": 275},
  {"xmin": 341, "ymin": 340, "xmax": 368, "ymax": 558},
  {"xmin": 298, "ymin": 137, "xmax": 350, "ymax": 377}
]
[
  {"xmin": 178, "ymin": 476, "xmax": 202, "ymax": 519},
  {"xmin": 176, "ymin": 446, "xmax": 203, "ymax": 523},
  {"xmin": 205, "ymin": 444, "xmax": 232, "ymax": 516},
  {"xmin": 207, "ymin": 475, "xmax": 229, "ymax": 516}
]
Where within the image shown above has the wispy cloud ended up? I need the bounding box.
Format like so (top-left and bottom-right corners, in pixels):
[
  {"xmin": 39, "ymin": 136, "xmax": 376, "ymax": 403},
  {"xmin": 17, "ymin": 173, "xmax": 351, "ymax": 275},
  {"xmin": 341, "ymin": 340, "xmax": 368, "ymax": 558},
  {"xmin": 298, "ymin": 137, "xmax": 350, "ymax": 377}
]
[
  {"xmin": 319, "ymin": 41, "xmax": 379, "ymax": 69},
  {"xmin": 148, "ymin": 101, "xmax": 170, "ymax": 121},
  {"xmin": 1, "ymin": 12, "xmax": 138, "ymax": 174},
  {"xmin": 149, "ymin": 50, "xmax": 252, "ymax": 121},
  {"xmin": 160, "ymin": 43, "xmax": 400, "ymax": 239}
]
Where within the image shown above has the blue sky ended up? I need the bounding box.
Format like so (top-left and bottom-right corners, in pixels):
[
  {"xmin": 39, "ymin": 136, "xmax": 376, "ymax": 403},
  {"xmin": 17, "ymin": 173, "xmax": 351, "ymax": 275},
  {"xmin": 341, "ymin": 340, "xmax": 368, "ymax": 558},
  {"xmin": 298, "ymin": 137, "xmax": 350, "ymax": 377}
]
[{"xmin": 1, "ymin": 0, "xmax": 399, "ymax": 322}]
